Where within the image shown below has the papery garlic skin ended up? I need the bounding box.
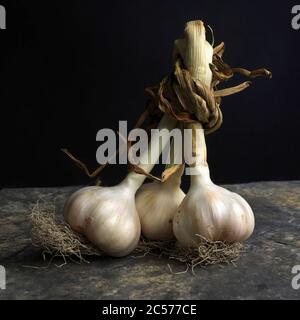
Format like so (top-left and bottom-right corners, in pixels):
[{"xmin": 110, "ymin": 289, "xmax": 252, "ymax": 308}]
[
  {"xmin": 136, "ymin": 167, "xmax": 185, "ymax": 240},
  {"xmin": 81, "ymin": 185, "xmax": 140, "ymax": 257},
  {"xmin": 64, "ymin": 186, "xmax": 99, "ymax": 233},
  {"xmin": 64, "ymin": 183, "xmax": 141, "ymax": 257},
  {"xmin": 173, "ymin": 168, "xmax": 255, "ymax": 245}
]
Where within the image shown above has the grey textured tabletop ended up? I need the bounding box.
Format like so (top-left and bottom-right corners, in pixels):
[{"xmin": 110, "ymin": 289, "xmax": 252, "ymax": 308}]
[{"xmin": 0, "ymin": 181, "xmax": 299, "ymax": 300}]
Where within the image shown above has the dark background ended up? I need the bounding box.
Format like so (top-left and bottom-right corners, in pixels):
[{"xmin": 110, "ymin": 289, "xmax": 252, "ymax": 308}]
[{"xmin": 0, "ymin": 0, "xmax": 299, "ymax": 188}]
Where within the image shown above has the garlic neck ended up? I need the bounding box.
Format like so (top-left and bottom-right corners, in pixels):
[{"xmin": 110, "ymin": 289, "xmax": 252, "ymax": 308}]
[
  {"xmin": 121, "ymin": 114, "xmax": 177, "ymax": 193},
  {"xmin": 179, "ymin": 21, "xmax": 213, "ymax": 188},
  {"xmin": 185, "ymin": 121, "xmax": 213, "ymax": 187},
  {"xmin": 120, "ymin": 172, "xmax": 144, "ymax": 193},
  {"xmin": 190, "ymin": 166, "xmax": 212, "ymax": 187},
  {"xmin": 123, "ymin": 21, "xmax": 213, "ymax": 193},
  {"xmin": 164, "ymin": 164, "xmax": 185, "ymax": 188}
]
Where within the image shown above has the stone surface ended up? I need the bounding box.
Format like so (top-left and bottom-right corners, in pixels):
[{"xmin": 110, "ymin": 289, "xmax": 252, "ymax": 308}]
[{"xmin": 0, "ymin": 181, "xmax": 299, "ymax": 300}]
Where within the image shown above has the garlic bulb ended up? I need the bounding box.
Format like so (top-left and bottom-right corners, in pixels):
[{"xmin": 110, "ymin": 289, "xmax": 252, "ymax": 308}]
[
  {"xmin": 173, "ymin": 122, "xmax": 255, "ymax": 246},
  {"xmin": 136, "ymin": 165, "xmax": 185, "ymax": 240},
  {"xmin": 64, "ymin": 114, "xmax": 177, "ymax": 257},
  {"xmin": 172, "ymin": 20, "xmax": 254, "ymax": 246},
  {"xmin": 64, "ymin": 182, "xmax": 140, "ymax": 257}
]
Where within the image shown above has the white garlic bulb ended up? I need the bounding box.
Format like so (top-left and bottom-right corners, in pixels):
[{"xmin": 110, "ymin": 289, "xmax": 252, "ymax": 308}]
[
  {"xmin": 136, "ymin": 165, "xmax": 185, "ymax": 240},
  {"xmin": 173, "ymin": 169, "xmax": 255, "ymax": 245},
  {"xmin": 63, "ymin": 114, "xmax": 177, "ymax": 257},
  {"xmin": 173, "ymin": 123, "xmax": 255, "ymax": 246},
  {"xmin": 64, "ymin": 182, "xmax": 140, "ymax": 257}
]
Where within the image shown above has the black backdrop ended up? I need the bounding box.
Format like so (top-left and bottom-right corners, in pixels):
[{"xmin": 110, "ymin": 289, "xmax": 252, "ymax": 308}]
[{"xmin": 0, "ymin": 0, "xmax": 299, "ymax": 188}]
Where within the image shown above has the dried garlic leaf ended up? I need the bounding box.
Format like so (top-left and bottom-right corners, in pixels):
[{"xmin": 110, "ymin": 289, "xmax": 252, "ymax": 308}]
[
  {"xmin": 129, "ymin": 163, "xmax": 162, "ymax": 182},
  {"xmin": 161, "ymin": 164, "xmax": 183, "ymax": 182},
  {"xmin": 214, "ymin": 81, "xmax": 252, "ymax": 97},
  {"xmin": 232, "ymin": 67, "xmax": 272, "ymax": 79}
]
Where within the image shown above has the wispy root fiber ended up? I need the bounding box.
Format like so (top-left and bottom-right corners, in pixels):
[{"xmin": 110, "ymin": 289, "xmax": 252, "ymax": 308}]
[
  {"xmin": 30, "ymin": 202, "xmax": 243, "ymax": 271},
  {"xmin": 30, "ymin": 202, "xmax": 102, "ymax": 263}
]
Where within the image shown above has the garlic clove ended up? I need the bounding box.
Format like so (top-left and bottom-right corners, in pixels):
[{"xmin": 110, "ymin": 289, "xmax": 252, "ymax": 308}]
[{"xmin": 136, "ymin": 181, "xmax": 185, "ymax": 240}]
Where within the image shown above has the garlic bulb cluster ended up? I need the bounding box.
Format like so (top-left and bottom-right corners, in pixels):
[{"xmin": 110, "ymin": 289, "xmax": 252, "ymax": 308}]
[
  {"xmin": 136, "ymin": 165, "xmax": 185, "ymax": 240},
  {"xmin": 63, "ymin": 19, "xmax": 259, "ymax": 258}
]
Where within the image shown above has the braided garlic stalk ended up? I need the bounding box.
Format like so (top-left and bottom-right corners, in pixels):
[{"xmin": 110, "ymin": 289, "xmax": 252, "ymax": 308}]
[{"xmin": 173, "ymin": 21, "xmax": 254, "ymax": 246}]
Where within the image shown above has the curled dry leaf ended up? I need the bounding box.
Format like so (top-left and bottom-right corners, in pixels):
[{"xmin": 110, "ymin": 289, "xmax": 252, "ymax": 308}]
[
  {"xmin": 129, "ymin": 163, "xmax": 184, "ymax": 183},
  {"xmin": 62, "ymin": 39, "xmax": 272, "ymax": 182}
]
